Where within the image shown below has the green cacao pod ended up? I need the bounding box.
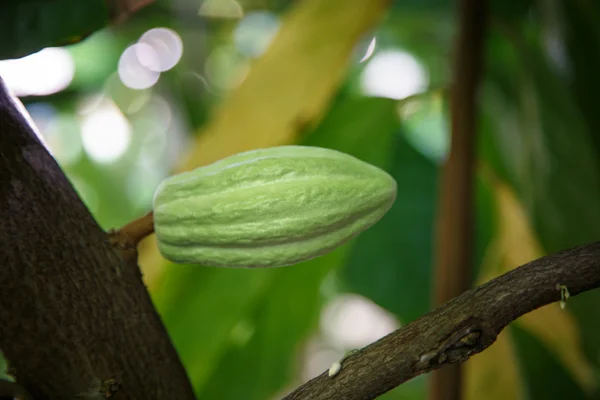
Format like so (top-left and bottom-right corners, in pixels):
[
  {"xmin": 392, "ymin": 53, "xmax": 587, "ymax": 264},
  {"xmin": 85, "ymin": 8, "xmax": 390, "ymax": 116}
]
[{"xmin": 153, "ymin": 145, "xmax": 397, "ymax": 268}]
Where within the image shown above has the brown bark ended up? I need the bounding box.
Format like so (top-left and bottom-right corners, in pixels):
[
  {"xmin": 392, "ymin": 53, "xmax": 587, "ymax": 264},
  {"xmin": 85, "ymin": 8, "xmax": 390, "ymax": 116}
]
[
  {"xmin": 107, "ymin": 0, "xmax": 156, "ymax": 24},
  {"xmin": 431, "ymin": 0, "xmax": 488, "ymax": 398},
  {"xmin": 284, "ymin": 241, "xmax": 600, "ymax": 400},
  {"xmin": 0, "ymin": 79, "xmax": 195, "ymax": 399}
]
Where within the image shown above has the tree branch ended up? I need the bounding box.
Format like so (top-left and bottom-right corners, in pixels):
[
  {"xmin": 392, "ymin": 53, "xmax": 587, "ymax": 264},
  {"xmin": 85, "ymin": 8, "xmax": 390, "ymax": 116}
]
[
  {"xmin": 283, "ymin": 241, "xmax": 600, "ymax": 400},
  {"xmin": 108, "ymin": 0, "xmax": 156, "ymax": 24},
  {"xmin": 0, "ymin": 79, "xmax": 196, "ymax": 398},
  {"xmin": 431, "ymin": 0, "xmax": 488, "ymax": 397}
]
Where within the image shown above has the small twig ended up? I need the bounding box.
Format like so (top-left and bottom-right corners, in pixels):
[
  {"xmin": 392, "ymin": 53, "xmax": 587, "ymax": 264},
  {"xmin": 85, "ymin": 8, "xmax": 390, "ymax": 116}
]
[
  {"xmin": 108, "ymin": 211, "xmax": 154, "ymax": 266},
  {"xmin": 107, "ymin": 0, "xmax": 156, "ymax": 24},
  {"xmin": 283, "ymin": 241, "xmax": 600, "ymax": 400}
]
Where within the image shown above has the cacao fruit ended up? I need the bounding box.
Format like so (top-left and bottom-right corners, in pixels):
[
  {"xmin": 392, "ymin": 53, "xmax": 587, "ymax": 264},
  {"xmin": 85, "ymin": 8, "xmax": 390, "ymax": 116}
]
[{"xmin": 153, "ymin": 145, "xmax": 397, "ymax": 268}]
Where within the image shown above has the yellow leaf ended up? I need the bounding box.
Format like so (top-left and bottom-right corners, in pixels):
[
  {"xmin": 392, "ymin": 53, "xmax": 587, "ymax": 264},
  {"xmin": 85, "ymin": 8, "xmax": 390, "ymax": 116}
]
[
  {"xmin": 466, "ymin": 176, "xmax": 596, "ymax": 396},
  {"xmin": 177, "ymin": 0, "xmax": 391, "ymax": 172},
  {"xmin": 516, "ymin": 304, "xmax": 596, "ymax": 391},
  {"xmin": 464, "ymin": 237, "xmax": 525, "ymax": 400},
  {"xmin": 465, "ymin": 329, "xmax": 524, "ymax": 400},
  {"xmin": 494, "ymin": 183, "xmax": 596, "ymax": 393}
]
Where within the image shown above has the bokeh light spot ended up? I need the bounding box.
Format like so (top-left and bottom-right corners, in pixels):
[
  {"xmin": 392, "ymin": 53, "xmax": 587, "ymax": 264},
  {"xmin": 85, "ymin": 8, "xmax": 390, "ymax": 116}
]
[
  {"xmin": 126, "ymin": 165, "xmax": 166, "ymax": 211},
  {"xmin": 135, "ymin": 42, "xmax": 162, "ymax": 73},
  {"xmin": 360, "ymin": 50, "xmax": 428, "ymax": 100},
  {"xmin": 103, "ymin": 74, "xmax": 152, "ymax": 114},
  {"xmin": 198, "ymin": 0, "xmax": 243, "ymax": 19},
  {"xmin": 118, "ymin": 44, "xmax": 160, "ymax": 90},
  {"xmin": 320, "ymin": 294, "xmax": 399, "ymax": 349},
  {"xmin": 80, "ymin": 99, "xmax": 131, "ymax": 163},
  {"xmin": 399, "ymin": 94, "xmax": 449, "ymax": 163},
  {"xmin": 302, "ymin": 337, "xmax": 345, "ymax": 381},
  {"xmin": 0, "ymin": 48, "xmax": 75, "ymax": 96},
  {"xmin": 139, "ymin": 28, "xmax": 184, "ymax": 72},
  {"xmin": 205, "ymin": 46, "xmax": 249, "ymax": 90},
  {"xmin": 41, "ymin": 112, "xmax": 84, "ymax": 166},
  {"xmin": 234, "ymin": 11, "xmax": 280, "ymax": 58}
]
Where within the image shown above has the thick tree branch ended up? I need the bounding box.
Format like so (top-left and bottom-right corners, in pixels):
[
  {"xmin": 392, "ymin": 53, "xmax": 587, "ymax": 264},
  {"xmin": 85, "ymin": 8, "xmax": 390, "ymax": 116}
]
[
  {"xmin": 431, "ymin": 0, "xmax": 488, "ymax": 397},
  {"xmin": 283, "ymin": 241, "xmax": 600, "ymax": 400},
  {"xmin": 0, "ymin": 79, "xmax": 196, "ymax": 398}
]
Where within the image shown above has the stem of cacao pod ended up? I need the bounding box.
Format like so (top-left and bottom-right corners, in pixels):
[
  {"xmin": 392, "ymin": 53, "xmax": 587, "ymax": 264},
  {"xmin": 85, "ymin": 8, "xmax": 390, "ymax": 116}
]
[{"xmin": 109, "ymin": 211, "xmax": 155, "ymax": 265}]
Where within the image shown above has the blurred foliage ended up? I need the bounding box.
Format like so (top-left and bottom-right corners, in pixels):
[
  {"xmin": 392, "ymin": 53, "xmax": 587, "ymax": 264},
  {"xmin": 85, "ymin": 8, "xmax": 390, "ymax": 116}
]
[
  {"xmin": 2, "ymin": 0, "xmax": 600, "ymax": 399},
  {"xmin": 0, "ymin": 0, "xmax": 110, "ymax": 60}
]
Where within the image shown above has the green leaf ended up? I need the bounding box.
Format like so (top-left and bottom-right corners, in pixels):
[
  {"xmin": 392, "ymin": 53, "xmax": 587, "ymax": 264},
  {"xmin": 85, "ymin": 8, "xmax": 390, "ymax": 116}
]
[
  {"xmin": 510, "ymin": 324, "xmax": 587, "ymax": 399},
  {"xmin": 379, "ymin": 375, "xmax": 428, "ymax": 400},
  {"xmin": 391, "ymin": 0, "xmax": 452, "ymax": 14},
  {"xmin": 0, "ymin": 350, "xmax": 13, "ymax": 383},
  {"xmin": 197, "ymin": 249, "xmax": 348, "ymax": 400},
  {"xmin": 152, "ymin": 267, "xmax": 273, "ymax": 392},
  {"xmin": 559, "ymin": 0, "xmax": 600, "ymax": 155},
  {"xmin": 0, "ymin": 1, "xmax": 112, "ymax": 60},
  {"xmin": 302, "ymin": 92, "xmax": 399, "ymax": 168},
  {"xmin": 340, "ymin": 105, "xmax": 496, "ymax": 324},
  {"xmin": 484, "ymin": 15, "xmax": 600, "ymax": 390},
  {"xmin": 485, "ymin": 24, "xmax": 600, "ymax": 255},
  {"xmin": 554, "ymin": 1, "xmax": 600, "ymax": 378},
  {"xmin": 489, "ymin": 0, "xmax": 535, "ymax": 21},
  {"xmin": 340, "ymin": 132, "xmax": 437, "ymax": 323},
  {"xmin": 569, "ymin": 290, "xmax": 600, "ymax": 383}
]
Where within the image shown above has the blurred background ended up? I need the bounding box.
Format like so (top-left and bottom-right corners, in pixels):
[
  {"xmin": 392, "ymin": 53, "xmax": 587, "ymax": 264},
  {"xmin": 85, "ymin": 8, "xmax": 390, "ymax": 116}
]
[{"xmin": 1, "ymin": 0, "xmax": 600, "ymax": 399}]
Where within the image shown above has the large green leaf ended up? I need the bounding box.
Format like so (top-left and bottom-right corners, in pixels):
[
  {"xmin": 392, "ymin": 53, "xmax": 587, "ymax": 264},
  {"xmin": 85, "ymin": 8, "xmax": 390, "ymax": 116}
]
[
  {"xmin": 340, "ymin": 132, "xmax": 437, "ymax": 324},
  {"xmin": 524, "ymin": 43, "xmax": 600, "ymax": 253},
  {"xmin": 0, "ymin": 1, "xmax": 116, "ymax": 60},
  {"xmin": 485, "ymin": 16, "xmax": 600, "ymax": 254},
  {"xmin": 550, "ymin": 2, "xmax": 600, "ymax": 377},
  {"xmin": 510, "ymin": 324, "xmax": 587, "ymax": 399},
  {"xmin": 198, "ymin": 249, "xmax": 348, "ymax": 400},
  {"xmin": 301, "ymin": 92, "xmax": 400, "ymax": 169},
  {"xmin": 484, "ymin": 13, "xmax": 600, "ymax": 385},
  {"xmin": 152, "ymin": 266, "xmax": 273, "ymax": 391},
  {"xmin": 340, "ymin": 101, "xmax": 496, "ymax": 325},
  {"xmin": 559, "ymin": 0, "xmax": 600, "ymax": 155}
]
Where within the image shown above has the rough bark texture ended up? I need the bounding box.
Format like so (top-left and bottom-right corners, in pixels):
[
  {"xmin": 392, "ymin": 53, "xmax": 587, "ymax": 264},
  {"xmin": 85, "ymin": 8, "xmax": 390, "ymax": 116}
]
[
  {"xmin": 431, "ymin": 0, "xmax": 488, "ymax": 397},
  {"xmin": 0, "ymin": 79, "xmax": 196, "ymax": 399},
  {"xmin": 284, "ymin": 241, "xmax": 600, "ymax": 400}
]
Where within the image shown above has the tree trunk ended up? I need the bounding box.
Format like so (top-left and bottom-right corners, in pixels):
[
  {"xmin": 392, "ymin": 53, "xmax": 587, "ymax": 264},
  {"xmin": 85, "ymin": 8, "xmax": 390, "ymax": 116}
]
[{"xmin": 0, "ymin": 78, "xmax": 196, "ymax": 399}]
